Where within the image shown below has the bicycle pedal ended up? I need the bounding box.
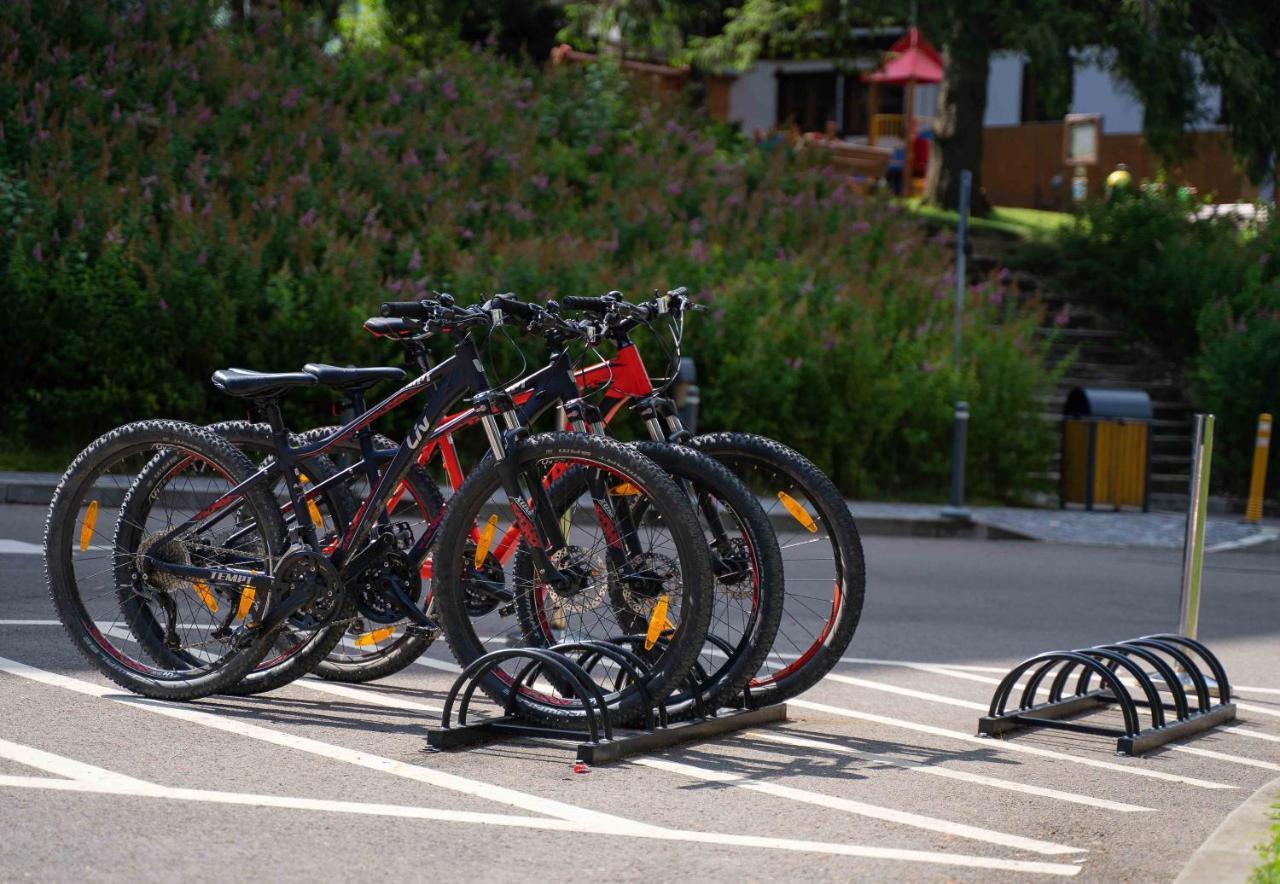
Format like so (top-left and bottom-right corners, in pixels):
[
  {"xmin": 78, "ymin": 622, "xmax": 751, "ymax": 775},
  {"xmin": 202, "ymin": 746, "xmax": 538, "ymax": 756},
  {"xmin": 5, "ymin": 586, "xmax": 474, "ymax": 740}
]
[{"xmin": 405, "ymin": 624, "xmax": 440, "ymax": 639}]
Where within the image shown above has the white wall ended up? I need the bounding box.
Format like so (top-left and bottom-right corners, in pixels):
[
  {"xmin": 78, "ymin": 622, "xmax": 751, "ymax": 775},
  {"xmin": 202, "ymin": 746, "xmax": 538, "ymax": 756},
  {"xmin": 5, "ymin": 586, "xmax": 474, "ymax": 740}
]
[
  {"xmin": 728, "ymin": 60, "xmax": 845, "ymax": 136},
  {"xmin": 985, "ymin": 52, "xmax": 1023, "ymax": 127}
]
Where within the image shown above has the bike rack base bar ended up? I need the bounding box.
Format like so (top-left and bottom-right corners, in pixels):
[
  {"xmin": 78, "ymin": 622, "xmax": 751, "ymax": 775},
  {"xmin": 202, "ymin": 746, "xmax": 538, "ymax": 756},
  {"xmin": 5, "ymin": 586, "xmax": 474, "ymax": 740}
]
[
  {"xmin": 426, "ymin": 704, "xmax": 787, "ymax": 765},
  {"xmin": 1119, "ymin": 702, "xmax": 1236, "ymax": 755}
]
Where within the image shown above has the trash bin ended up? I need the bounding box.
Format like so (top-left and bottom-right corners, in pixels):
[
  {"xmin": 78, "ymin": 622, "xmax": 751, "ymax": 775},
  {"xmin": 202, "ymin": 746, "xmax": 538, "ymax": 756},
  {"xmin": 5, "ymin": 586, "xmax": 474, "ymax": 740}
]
[
  {"xmin": 673, "ymin": 357, "xmax": 699, "ymax": 433},
  {"xmin": 1060, "ymin": 387, "xmax": 1153, "ymax": 512}
]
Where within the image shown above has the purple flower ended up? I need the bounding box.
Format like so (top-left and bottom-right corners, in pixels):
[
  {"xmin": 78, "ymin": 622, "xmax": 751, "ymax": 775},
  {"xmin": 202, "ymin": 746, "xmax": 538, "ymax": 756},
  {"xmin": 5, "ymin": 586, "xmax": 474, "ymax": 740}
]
[
  {"xmin": 110, "ymin": 104, "xmax": 121, "ymax": 122},
  {"xmin": 997, "ymin": 267, "xmax": 1011, "ymax": 284},
  {"xmin": 531, "ymin": 174, "xmax": 549, "ymax": 191},
  {"xmin": 689, "ymin": 218, "xmax": 703, "ymax": 235},
  {"xmin": 281, "ymin": 86, "xmax": 303, "ymax": 110},
  {"xmin": 179, "ymin": 193, "xmax": 193, "ymax": 214},
  {"xmin": 31, "ymin": 243, "xmax": 42, "ymax": 262},
  {"xmin": 666, "ymin": 182, "xmax": 682, "ymax": 196},
  {"xmin": 689, "ymin": 239, "xmax": 707, "ymax": 262},
  {"xmin": 299, "ymin": 208, "xmax": 318, "ymax": 229},
  {"xmin": 101, "ymin": 87, "xmax": 116, "ymax": 98},
  {"xmin": 196, "ymin": 250, "xmax": 207, "ymax": 266},
  {"xmin": 988, "ymin": 290, "xmax": 1003, "ymax": 307},
  {"xmin": 850, "ymin": 220, "xmax": 871, "ymax": 234},
  {"xmin": 922, "ymin": 360, "xmax": 936, "ymax": 374},
  {"xmin": 458, "ymin": 227, "xmax": 473, "ymax": 241},
  {"xmin": 166, "ymin": 93, "xmax": 177, "ymax": 116},
  {"xmin": 387, "ymin": 90, "xmax": 401, "ymax": 107},
  {"xmin": 586, "ymin": 143, "xmax": 602, "ymax": 157},
  {"xmin": 785, "ymin": 356, "xmax": 803, "ymax": 370},
  {"xmin": 104, "ymin": 228, "xmax": 123, "ymax": 246},
  {"xmin": 434, "ymin": 147, "xmax": 448, "ymax": 165},
  {"xmin": 158, "ymin": 298, "xmax": 169, "ymax": 310},
  {"xmin": 1053, "ymin": 304, "xmax": 1071, "ymax": 327},
  {"xmin": 401, "ymin": 148, "xmax": 419, "ymax": 167},
  {"xmin": 441, "ymin": 79, "xmax": 458, "ymax": 101},
  {"xmin": 408, "ymin": 248, "xmax": 422, "ymax": 272}
]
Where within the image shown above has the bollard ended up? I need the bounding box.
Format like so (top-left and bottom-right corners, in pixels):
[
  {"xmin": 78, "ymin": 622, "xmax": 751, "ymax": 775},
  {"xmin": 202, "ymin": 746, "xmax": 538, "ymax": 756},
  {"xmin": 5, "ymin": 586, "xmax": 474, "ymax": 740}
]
[
  {"xmin": 1244, "ymin": 413, "xmax": 1271, "ymax": 523},
  {"xmin": 941, "ymin": 401, "xmax": 971, "ymax": 520},
  {"xmin": 1178, "ymin": 414, "xmax": 1215, "ymax": 640}
]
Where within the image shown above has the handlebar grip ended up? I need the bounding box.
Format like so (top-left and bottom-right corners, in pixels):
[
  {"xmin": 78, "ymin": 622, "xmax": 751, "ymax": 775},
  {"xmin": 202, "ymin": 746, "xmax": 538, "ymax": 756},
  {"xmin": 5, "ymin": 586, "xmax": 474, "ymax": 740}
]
[
  {"xmin": 380, "ymin": 300, "xmax": 429, "ymax": 319},
  {"xmin": 489, "ymin": 295, "xmax": 536, "ymax": 321},
  {"xmin": 560, "ymin": 296, "xmax": 610, "ymax": 315}
]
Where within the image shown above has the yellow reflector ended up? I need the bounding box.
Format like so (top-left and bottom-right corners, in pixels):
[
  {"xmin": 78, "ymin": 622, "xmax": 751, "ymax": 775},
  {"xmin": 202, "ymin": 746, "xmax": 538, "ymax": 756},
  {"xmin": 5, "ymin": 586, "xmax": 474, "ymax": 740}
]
[
  {"xmin": 610, "ymin": 483, "xmax": 640, "ymax": 496},
  {"xmin": 192, "ymin": 580, "xmax": 219, "ymax": 613},
  {"xmin": 644, "ymin": 594, "xmax": 671, "ymax": 650},
  {"xmin": 777, "ymin": 491, "xmax": 817, "ymax": 533},
  {"xmin": 306, "ymin": 498, "xmax": 324, "ymax": 529},
  {"xmin": 354, "ymin": 626, "xmax": 396, "ymax": 647},
  {"xmin": 235, "ymin": 587, "xmax": 256, "ymax": 620},
  {"xmin": 79, "ymin": 500, "xmax": 99, "ymax": 552},
  {"xmin": 474, "ymin": 514, "xmax": 498, "ymax": 568}
]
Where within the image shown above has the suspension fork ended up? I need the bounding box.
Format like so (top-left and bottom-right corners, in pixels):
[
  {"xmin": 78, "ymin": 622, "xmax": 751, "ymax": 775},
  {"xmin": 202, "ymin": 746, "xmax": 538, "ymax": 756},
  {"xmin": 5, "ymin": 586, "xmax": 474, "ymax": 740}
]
[
  {"xmin": 564, "ymin": 398, "xmax": 645, "ymax": 566},
  {"xmin": 474, "ymin": 392, "xmax": 570, "ymax": 592}
]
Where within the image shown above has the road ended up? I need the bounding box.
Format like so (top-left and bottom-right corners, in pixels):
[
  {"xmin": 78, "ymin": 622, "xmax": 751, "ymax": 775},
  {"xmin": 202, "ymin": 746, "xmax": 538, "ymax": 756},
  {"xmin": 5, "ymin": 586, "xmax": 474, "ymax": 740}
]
[{"xmin": 1, "ymin": 503, "xmax": 1277, "ymax": 882}]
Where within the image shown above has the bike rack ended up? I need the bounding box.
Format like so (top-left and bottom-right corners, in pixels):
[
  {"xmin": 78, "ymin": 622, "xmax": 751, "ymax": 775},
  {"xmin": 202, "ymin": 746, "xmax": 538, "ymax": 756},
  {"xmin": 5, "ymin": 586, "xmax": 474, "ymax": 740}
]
[
  {"xmin": 977, "ymin": 634, "xmax": 1236, "ymax": 755},
  {"xmin": 426, "ymin": 638, "xmax": 786, "ymax": 764}
]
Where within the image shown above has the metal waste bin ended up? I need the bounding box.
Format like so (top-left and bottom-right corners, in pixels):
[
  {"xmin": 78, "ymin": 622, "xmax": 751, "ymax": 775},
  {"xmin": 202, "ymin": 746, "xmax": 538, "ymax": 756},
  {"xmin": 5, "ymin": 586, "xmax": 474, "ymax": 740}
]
[{"xmin": 1060, "ymin": 387, "xmax": 1153, "ymax": 511}]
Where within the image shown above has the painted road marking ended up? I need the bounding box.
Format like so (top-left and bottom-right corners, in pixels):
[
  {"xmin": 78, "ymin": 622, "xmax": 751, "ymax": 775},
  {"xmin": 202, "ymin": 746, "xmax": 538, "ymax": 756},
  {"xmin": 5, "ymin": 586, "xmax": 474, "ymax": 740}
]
[
  {"xmin": 0, "ymin": 620, "xmax": 62, "ymax": 626},
  {"xmin": 1222, "ymin": 727, "xmax": 1280, "ymax": 745},
  {"xmin": 0, "ymin": 655, "xmax": 654, "ymax": 832},
  {"xmin": 822, "ymin": 675, "xmax": 1280, "ymax": 773},
  {"xmin": 0, "ymin": 540, "xmax": 41, "ymax": 555},
  {"xmin": 636, "ymin": 757, "xmax": 1085, "ymax": 855},
  {"xmin": 0, "ymin": 665, "xmax": 1081, "ymax": 876},
  {"xmin": 746, "ymin": 731, "xmax": 1153, "ymax": 812},
  {"xmin": 1236, "ymin": 702, "xmax": 1280, "ymax": 719},
  {"xmin": 790, "ymin": 699, "xmax": 1236, "ymax": 789},
  {"xmin": 1236, "ymin": 685, "xmax": 1280, "ymax": 696},
  {"xmin": 295, "ymin": 678, "xmax": 443, "ymax": 713}
]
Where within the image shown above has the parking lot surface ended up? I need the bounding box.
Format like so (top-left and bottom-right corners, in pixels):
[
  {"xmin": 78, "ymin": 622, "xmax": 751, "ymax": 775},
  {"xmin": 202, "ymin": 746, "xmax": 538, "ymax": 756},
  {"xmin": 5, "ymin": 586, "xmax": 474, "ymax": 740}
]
[{"xmin": 1, "ymin": 503, "xmax": 1277, "ymax": 882}]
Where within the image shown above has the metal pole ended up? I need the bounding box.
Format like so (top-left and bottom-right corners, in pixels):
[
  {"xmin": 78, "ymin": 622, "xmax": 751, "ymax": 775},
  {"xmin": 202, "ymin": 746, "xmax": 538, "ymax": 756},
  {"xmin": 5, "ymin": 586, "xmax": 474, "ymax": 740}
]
[
  {"xmin": 1178, "ymin": 414, "xmax": 1215, "ymax": 639},
  {"xmin": 943, "ymin": 171, "xmax": 973, "ymax": 521},
  {"xmin": 951, "ymin": 170, "xmax": 971, "ymax": 369}
]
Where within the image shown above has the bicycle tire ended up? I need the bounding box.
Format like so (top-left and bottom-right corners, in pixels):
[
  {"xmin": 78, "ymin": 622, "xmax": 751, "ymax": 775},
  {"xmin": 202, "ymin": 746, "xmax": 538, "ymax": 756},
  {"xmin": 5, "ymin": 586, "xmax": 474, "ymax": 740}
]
[
  {"xmin": 691, "ymin": 432, "xmax": 866, "ymax": 706},
  {"xmin": 44, "ymin": 420, "xmax": 286, "ymax": 700},
  {"xmin": 433, "ymin": 432, "xmax": 714, "ymax": 727}
]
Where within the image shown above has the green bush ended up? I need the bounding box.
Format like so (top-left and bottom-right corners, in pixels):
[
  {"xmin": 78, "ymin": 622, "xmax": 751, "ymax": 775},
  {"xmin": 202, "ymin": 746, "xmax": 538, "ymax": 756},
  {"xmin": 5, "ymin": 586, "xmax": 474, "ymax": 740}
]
[
  {"xmin": 0, "ymin": 0, "xmax": 1054, "ymax": 500},
  {"xmin": 1053, "ymin": 188, "xmax": 1258, "ymax": 359}
]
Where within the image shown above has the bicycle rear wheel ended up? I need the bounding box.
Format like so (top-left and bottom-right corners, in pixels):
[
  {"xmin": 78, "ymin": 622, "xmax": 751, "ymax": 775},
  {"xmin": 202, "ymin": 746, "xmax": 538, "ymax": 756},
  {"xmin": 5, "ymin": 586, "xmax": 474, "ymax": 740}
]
[
  {"xmin": 433, "ymin": 432, "xmax": 714, "ymax": 727},
  {"xmin": 44, "ymin": 420, "xmax": 285, "ymax": 699},
  {"xmin": 692, "ymin": 432, "xmax": 865, "ymax": 706}
]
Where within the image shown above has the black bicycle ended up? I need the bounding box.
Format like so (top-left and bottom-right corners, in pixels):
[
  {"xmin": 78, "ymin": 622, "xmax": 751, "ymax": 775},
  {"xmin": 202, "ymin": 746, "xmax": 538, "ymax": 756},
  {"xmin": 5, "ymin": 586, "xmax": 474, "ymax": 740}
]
[{"xmin": 45, "ymin": 298, "xmax": 714, "ymax": 726}]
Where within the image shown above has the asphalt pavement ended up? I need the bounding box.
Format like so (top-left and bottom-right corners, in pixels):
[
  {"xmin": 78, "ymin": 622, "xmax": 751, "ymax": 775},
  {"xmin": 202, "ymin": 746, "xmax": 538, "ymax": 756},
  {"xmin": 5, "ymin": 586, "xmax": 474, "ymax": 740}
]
[{"xmin": 1, "ymin": 502, "xmax": 1278, "ymax": 882}]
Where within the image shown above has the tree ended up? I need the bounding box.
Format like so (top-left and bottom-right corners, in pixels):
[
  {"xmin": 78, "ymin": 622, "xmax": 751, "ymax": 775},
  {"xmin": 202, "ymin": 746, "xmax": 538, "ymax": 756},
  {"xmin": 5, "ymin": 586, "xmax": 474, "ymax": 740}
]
[
  {"xmin": 379, "ymin": 0, "xmax": 566, "ymax": 61},
  {"xmin": 692, "ymin": 1, "xmax": 1279, "ymax": 213}
]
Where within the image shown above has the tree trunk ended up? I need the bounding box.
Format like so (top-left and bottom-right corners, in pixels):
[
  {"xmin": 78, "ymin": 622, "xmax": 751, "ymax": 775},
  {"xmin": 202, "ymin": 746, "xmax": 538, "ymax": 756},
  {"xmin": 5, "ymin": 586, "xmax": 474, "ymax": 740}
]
[{"xmin": 922, "ymin": 23, "xmax": 992, "ymax": 215}]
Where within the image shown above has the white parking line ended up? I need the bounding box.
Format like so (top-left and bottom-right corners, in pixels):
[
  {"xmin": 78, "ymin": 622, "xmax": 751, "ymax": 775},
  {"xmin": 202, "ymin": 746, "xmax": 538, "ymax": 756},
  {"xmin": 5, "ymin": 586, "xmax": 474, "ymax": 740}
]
[
  {"xmin": 790, "ymin": 699, "xmax": 1235, "ymax": 789},
  {"xmin": 294, "ymin": 678, "xmax": 443, "ymax": 713},
  {"xmin": 0, "ymin": 737, "xmax": 159, "ymax": 791},
  {"xmin": 1236, "ymin": 685, "xmax": 1280, "ymax": 696},
  {"xmin": 1235, "ymin": 701, "xmax": 1280, "ymax": 719},
  {"xmin": 0, "ymin": 655, "xmax": 654, "ymax": 832},
  {"xmin": 636, "ymin": 757, "xmax": 1085, "ymax": 856},
  {"xmin": 825, "ymin": 673, "xmax": 989, "ymax": 711},
  {"xmin": 0, "ymin": 620, "xmax": 62, "ymax": 626},
  {"xmin": 746, "ymin": 731, "xmax": 1153, "ymax": 812},
  {"xmin": 1222, "ymin": 727, "xmax": 1280, "ymax": 744},
  {"xmin": 0, "ymin": 661, "xmax": 1082, "ymax": 876},
  {"xmin": 0, "ymin": 539, "xmax": 41, "ymax": 555},
  {"xmin": 1167, "ymin": 745, "xmax": 1280, "ymax": 772}
]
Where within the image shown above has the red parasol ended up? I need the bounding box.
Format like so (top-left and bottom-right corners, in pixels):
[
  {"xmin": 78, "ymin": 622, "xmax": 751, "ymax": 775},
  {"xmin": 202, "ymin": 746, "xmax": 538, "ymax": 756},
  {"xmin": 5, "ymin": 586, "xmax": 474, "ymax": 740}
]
[{"xmin": 863, "ymin": 27, "xmax": 943, "ymax": 192}]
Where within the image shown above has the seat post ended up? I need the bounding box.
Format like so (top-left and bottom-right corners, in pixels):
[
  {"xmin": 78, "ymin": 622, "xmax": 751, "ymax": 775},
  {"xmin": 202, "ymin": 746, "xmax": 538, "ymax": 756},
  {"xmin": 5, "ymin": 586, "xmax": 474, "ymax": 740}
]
[{"xmin": 253, "ymin": 395, "xmax": 320, "ymax": 548}]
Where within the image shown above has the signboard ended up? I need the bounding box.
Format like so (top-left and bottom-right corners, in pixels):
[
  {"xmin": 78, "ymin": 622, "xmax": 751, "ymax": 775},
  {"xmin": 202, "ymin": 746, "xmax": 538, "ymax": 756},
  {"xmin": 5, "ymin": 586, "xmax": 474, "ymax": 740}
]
[{"xmin": 1062, "ymin": 113, "xmax": 1102, "ymax": 166}]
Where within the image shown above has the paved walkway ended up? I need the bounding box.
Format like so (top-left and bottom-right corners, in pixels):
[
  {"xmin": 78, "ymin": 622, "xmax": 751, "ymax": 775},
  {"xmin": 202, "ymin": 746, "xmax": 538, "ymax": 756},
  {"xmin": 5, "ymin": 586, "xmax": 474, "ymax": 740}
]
[{"xmin": 847, "ymin": 501, "xmax": 1279, "ymax": 551}]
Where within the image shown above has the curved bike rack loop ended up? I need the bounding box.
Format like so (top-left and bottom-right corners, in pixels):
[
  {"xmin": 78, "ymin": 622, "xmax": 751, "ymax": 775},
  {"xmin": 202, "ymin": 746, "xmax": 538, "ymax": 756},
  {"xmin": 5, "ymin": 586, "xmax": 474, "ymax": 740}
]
[{"xmin": 978, "ymin": 634, "xmax": 1236, "ymax": 755}]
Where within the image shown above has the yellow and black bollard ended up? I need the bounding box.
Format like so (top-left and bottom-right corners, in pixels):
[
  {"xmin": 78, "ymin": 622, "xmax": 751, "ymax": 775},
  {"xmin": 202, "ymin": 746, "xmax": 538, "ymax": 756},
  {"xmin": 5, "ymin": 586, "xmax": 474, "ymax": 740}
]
[{"xmin": 1244, "ymin": 413, "xmax": 1271, "ymax": 523}]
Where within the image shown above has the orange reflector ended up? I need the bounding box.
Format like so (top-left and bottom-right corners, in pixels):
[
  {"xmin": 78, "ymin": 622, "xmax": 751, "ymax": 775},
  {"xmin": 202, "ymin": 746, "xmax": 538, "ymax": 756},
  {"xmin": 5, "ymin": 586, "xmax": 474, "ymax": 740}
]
[
  {"xmin": 354, "ymin": 626, "xmax": 396, "ymax": 646},
  {"xmin": 610, "ymin": 483, "xmax": 640, "ymax": 496},
  {"xmin": 306, "ymin": 499, "xmax": 324, "ymax": 530},
  {"xmin": 235, "ymin": 587, "xmax": 256, "ymax": 620},
  {"xmin": 192, "ymin": 580, "xmax": 219, "ymax": 613},
  {"xmin": 474, "ymin": 514, "xmax": 498, "ymax": 568},
  {"xmin": 644, "ymin": 594, "xmax": 671, "ymax": 650},
  {"xmin": 777, "ymin": 491, "xmax": 817, "ymax": 533},
  {"xmin": 79, "ymin": 500, "xmax": 99, "ymax": 552}
]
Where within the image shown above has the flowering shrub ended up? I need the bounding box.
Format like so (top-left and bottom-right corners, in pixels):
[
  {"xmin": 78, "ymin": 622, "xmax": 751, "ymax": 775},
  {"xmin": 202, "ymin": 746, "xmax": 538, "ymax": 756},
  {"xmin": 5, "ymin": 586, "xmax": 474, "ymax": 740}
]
[{"xmin": 0, "ymin": 0, "xmax": 1053, "ymax": 499}]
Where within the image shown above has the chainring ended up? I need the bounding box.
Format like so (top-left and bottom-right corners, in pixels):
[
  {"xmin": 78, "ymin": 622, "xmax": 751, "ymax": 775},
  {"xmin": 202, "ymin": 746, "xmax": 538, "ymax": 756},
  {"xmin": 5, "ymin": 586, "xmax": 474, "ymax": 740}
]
[
  {"xmin": 351, "ymin": 548, "xmax": 423, "ymax": 625},
  {"xmin": 277, "ymin": 547, "xmax": 344, "ymax": 629}
]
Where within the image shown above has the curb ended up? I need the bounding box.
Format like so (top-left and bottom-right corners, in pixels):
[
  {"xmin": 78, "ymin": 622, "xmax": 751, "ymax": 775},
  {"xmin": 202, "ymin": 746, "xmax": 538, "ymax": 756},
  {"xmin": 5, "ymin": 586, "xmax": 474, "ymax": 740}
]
[{"xmin": 1174, "ymin": 774, "xmax": 1280, "ymax": 884}]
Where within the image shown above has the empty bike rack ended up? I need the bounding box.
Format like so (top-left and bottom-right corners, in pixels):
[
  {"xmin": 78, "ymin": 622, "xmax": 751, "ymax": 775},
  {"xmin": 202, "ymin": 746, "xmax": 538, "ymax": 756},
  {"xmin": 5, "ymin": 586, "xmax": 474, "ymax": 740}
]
[
  {"xmin": 977, "ymin": 634, "xmax": 1236, "ymax": 755},
  {"xmin": 426, "ymin": 637, "xmax": 786, "ymax": 764}
]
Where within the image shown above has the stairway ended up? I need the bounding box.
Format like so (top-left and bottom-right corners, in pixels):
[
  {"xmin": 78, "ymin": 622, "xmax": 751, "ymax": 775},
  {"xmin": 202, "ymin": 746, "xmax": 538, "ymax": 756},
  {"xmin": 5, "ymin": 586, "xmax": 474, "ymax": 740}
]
[{"xmin": 1029, "ymin": 283, "xmax": 1194, "ymax": 508}]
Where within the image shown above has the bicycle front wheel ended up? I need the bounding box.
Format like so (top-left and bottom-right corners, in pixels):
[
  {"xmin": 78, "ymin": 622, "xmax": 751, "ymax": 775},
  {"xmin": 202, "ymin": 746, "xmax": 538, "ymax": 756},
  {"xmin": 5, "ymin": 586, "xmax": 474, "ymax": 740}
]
[{"xmin": 432, "ymin": 432, "xmax": 714, "ymax": 727}]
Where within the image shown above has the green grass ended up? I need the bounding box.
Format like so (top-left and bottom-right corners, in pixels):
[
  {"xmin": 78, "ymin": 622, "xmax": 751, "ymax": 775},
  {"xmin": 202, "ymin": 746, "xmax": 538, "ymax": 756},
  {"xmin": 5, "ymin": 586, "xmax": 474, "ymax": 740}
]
[
  {"xmin": 0, "ymin": 442, "xmax": 76, "ymax": 473},
  {"xmin": 1254, "ymin": 804, "xmax": 1280, "ymax": 883},
  {"xmin": 906, "ymin": 199, "xmax": 1072, "ymax": 240}
]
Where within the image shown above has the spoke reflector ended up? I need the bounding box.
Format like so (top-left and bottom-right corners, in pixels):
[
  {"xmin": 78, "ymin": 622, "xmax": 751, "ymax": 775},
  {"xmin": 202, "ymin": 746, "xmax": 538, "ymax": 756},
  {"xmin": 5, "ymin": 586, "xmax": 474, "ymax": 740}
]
[
  {"xmin": 610, "ymin": 483, "xmax": 640, "ymax": 496},
  {"xmin": 193, "ymin": 580, "xmax": 219, "ymax": 613},
  {"xmin": 777, "ymin": 491, "xmax": 817, "ymax": 533},
  {"xmin": 299, "ymin": 475, "xmax": 324, "ymax": 529},
  {"xmin": 235, "ymin": 587, "xmax": 256, "ymax": 620},
  {"xmin": 79, "ymin": 500, "xmax": 99, "ymax": 552},
  {"xmin": 354, "ymin": 626, "xmax": 396, "ymax": 646},
  {"xmin": 644, "ymin": 594, "xmax": 671, "ymax": 650},
  {"xmin": 474, "ymin": 514, "xmax": 498, "ymax": 567}
]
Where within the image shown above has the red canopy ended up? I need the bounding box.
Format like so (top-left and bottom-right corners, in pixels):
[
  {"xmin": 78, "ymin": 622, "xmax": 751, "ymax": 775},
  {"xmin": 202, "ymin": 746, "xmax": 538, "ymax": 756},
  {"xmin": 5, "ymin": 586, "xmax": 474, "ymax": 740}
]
[{"xmin": 863, "ymin": 27, "xmax": 943, "ymax": 85}]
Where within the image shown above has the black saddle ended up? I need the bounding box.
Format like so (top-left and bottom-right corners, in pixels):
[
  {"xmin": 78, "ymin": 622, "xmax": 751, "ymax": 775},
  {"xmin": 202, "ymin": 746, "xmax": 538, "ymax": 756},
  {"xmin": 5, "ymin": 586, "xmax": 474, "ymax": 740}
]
[
  {"xmin": 211, "ymin": 368, "xmax": 318, "ymax": 399},
  {"xmin": 363, "ymin": 317, "xmax": 420, "ymax": 339},
  {"xmin": 303, "ymin": 363, "xmax": 406, "ymax": 391}
]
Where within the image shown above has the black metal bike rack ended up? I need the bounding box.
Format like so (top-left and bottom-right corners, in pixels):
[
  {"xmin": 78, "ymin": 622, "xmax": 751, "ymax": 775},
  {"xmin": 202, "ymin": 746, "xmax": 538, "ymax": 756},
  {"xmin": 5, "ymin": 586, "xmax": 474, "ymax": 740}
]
[
  {"xmin": 978, "ymin": 634, "xmax": 1236, "ymax": 755},
  {"xmin": 425, "ymin": 637, "xmax": 786, "ymax": 764}
]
